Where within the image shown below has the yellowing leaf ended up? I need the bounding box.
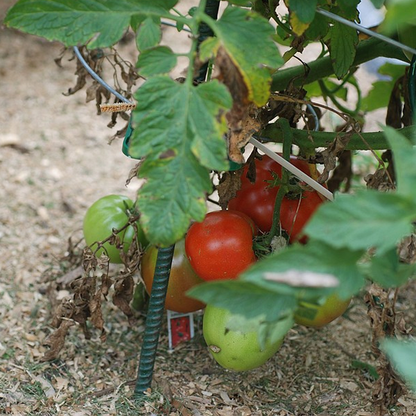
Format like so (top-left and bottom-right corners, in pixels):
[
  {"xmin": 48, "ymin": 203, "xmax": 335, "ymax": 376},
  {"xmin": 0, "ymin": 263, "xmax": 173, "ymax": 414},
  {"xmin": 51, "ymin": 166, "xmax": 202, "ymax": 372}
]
[{"xmin": 208, "ymin": 6, "xmax": 284, "ymax": 106}]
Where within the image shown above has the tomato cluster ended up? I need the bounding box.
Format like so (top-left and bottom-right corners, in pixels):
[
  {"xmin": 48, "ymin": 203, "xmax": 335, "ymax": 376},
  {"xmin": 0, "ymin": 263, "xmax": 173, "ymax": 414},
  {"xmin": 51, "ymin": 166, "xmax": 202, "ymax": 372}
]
[
  {"xmin": 83, "ymin": 158, "xmax": 347, "ymax": 368},
  {"xmin": 228, "ymin": 154, "xmax": 325, "ymax": 243}
]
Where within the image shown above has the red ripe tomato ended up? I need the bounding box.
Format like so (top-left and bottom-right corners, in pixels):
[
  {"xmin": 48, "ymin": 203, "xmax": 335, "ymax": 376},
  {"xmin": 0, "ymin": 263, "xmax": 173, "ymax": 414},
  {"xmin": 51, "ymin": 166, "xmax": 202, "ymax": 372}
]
[
  {"xmin": 185, "ymin": 210, "xmax": 256, "ymax": 281},
  {"xmin": 280, "ymin": 190, "xmax": 325, "ymax": 244},
  {"xmin": 141, "ymin": 239, "xmax": 205, "ymax": 313},
  {"xmin": 228, "ymin": 154, "xmax": 324, "ymax": 242}
]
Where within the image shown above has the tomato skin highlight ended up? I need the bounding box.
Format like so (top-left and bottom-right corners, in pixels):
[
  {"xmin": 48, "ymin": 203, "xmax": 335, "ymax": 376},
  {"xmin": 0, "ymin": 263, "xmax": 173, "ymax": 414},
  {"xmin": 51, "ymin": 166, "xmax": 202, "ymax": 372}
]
[
  {"xmin": 141, "ymin": 239, "xmax": 205, "ymax": 313},
  {"xmin": 294, "ymin": 293, "xmax": 351, "ymax": 328},
  {"xmin": 228, "ymin": 154, "xmax": 324, "ymax": 242},
  {"xmin": 185, "ymin": 210, "xmax": 256, "ymax": 281},
  {"xmin": 83, "ymin": 194, "xmax": 147, "ymax": 264}
]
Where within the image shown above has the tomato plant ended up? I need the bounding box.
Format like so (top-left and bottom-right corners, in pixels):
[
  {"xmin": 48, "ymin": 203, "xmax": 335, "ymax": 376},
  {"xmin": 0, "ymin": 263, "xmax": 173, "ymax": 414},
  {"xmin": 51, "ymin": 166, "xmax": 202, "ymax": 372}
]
[
  {"xmin": 83, "ymin": 194, "xmax": 147, "ymax": 264},
  {"xmin": 7, "ymin": 0, "xmax": 416, "ymax": 404},
  {"xmin": 202, "ymin": 304, "xmax": 291, "ymax": 371},
  {"xmin": 294, "ymin": 293, "xmax": 351, "ymax": 329},
  {"xmin": 185, "ymin": 210, "xmax": 257, "ymax": 281},
  {"xmin": 228, "ymin": 154, "xmax": 324, "ymax": 242},
  {"xmin": 141, "ymin": 239, "xmax": 205, "ymax": 313}
]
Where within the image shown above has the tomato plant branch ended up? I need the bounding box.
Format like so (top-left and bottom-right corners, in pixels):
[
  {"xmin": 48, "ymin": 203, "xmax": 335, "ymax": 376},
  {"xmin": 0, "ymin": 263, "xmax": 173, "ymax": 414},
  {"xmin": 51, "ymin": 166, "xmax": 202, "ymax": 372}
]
[
  {"xmin": 271, "ymin": 37, "xmax": 407, "ymax": 92},
  {"xmin": 260, "ymin": 124, "xmax": 415, "ymax": 152}
]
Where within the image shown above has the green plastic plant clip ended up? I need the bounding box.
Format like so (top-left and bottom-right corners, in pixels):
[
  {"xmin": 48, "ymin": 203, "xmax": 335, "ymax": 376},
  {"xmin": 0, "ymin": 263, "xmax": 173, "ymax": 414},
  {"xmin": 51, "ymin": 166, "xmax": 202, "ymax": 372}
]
[{"xmin": 122, "ymin": 119, "xmax": 136, "ymax": 159}]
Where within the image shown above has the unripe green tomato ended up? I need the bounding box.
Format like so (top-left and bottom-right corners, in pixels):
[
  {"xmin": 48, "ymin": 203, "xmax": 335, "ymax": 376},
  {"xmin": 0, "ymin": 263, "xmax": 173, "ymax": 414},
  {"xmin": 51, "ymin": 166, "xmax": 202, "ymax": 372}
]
[
  {"xmin": 83, "ymin": 194, "xmax": 148, "ymax": 264},
  {"xmin": 294, "ymin": 293, "xmax": 351, "ymax": 328},
  {"xmin": 203, "ymin": 304, "xmax": 291, "ymax": 371}
]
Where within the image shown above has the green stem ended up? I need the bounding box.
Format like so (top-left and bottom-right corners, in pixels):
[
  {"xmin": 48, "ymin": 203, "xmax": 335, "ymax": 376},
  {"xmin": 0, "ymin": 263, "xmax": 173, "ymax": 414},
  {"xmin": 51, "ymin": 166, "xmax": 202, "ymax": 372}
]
[
  {"xmin": 271, "ymin": 37, "xmax": 407, "ymax": 92},
  {"xmin": 264, "ymin": 119, "xmax": 292, "ymax": 246},
  {"xmin": 260, "ymin": 124, "xmax": 415, "ymax": 151}
]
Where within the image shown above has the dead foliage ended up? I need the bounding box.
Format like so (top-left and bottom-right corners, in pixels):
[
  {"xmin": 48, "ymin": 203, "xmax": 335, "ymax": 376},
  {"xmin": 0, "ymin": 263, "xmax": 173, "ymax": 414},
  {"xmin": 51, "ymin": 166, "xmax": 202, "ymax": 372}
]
[
  {"xmin": 213, "ymin": 47, "xmax": 262, "ymax": 164},
  {"xmin": 364, "ymin": 284, "xmax": 413, "ymax": 415},
  {"xmin": 41, "ymin": 223, "xmax": 145, "ymax": 361}
]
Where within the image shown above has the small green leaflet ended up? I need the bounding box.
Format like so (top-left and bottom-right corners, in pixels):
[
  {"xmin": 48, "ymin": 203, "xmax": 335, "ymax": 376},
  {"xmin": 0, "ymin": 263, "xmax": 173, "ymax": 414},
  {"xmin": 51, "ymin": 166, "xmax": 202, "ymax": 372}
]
[
  {"xmin": 129, "ymin": 76, "xmax": 231, "ymax": 246},
  {"xmin": 382, "ymin": 339, "xmax": 416, "ymax": 391},
  {"xmin": 202, "ymin": 6, "xmax": 284, "ymax": 106},
  {"xmin": 362, "ymin": 63, "xmax": 406, "ymax": 112},
  {"xmin": 337, "ymin": 0, "xmax": 360, "ymax": 19},
  {"xmin": 240, "ymin": 241, "xmax": 366, "ymax": 300},
  {"xmin": 4, "ymin": 0, "xmax": 177, "ymax": 48},
  {"xmin": 329, "ymin": 21, "xmax": 358, "ymax": 79},
  {"xmin": 384, "ymin": 126, "xmax": 416, "ymax": 202},
  {"xmin": 136, "ymin": 16, "xmax": 162, "ymax": 51},
  {"xmin": 304, "ymin": 12, "xmax": 329, "ymax": 41},
  {"xmin": 287, "ymin": 0, "xmax": 317, "ymax": 24},
  {"xmin": 136, "ymin": 46, "xmax": 177, "ymax": 76},
  {"xmin": 305, "ymin": 191, "xmax": 415, "ymax": 255}
]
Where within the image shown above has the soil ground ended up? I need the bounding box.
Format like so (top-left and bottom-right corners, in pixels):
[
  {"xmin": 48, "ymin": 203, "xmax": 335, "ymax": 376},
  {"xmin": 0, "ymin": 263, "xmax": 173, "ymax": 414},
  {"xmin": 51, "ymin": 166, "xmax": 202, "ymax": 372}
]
[{"xmin": 1, "ymin": 1, "xmax": 416, "ymax": 415}]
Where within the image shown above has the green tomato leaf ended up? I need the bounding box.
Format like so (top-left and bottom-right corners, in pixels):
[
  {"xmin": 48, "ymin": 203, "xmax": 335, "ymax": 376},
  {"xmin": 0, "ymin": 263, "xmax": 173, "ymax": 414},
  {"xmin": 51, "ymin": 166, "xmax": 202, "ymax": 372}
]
[
  {"xmin": 304, "ymin": 12, "xmax": 329, "ymax": 41},
  {"xmin": 362, "ymin": 80, "xmax": 398, "ymax": 112},
  {"xmin": 136, "ymin": 16, "xmax": 162, "ymax": 51},
  {"xmin": 382, "ymin": 339, "xmax": 416, "ymax": 391},
  {"xmin": 240, "ymin": 242, "xmax": 366, "ymax": 300},
  {"xmin": 205, "ymin": 6, "xmax": 284, "ymax": 106},
  {"xmin": 362, "ymin": 63, "xmax": 406, "ymax": 112},
  {"xmin": 384, "ymin": 126, "xmax": 416, "ymax": 201},
  {"xmin": 287, "ymin": 0, "xmax": 317, "ymax": 23},
  {"xmin": 337, "ymin": 0, "xmax": 360, "ymax": 19},
  {"xmin": 4, "ymin": 0, "xmax": 177, "ymax": 48},
  {"xmin": 363, "ymin": 248, "xmax": 416, "ymax": 288},
  {"xmin": 136, "ymin": 46, "xmax": 177, "ymax": 77},
  {"xmin": 305, "ymin": 191, "xmax": 416, "ymax": 255},
  {"xmin": 188, "ymin": 280, "xmax": 297, "ymax": 322},
  {"xmin": 329, "ymin": 21, "xmax": 358, "ymax": 79},
  {"xmin": 129, "ymin": 76, "xmax": 231, "ymax": 246}
]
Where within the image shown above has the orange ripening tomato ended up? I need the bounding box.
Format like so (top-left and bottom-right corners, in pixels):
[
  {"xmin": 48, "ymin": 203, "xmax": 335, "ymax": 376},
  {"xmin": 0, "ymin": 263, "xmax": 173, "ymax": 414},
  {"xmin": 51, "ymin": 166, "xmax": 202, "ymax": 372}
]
[
  {"xmin": 294, "ymin": 293, "xmax": 351, "ymax": 328},
  {"xmin": 141, "ymin": 239, "xmax": 205, "ymax": 313}
]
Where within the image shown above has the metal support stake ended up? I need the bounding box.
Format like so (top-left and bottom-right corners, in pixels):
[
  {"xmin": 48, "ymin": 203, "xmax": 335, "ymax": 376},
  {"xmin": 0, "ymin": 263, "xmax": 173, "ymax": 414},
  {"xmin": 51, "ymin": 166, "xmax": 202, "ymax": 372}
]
[{"xmin": 134, "ymin": 245, "xmax": 175, "ymax": 394}]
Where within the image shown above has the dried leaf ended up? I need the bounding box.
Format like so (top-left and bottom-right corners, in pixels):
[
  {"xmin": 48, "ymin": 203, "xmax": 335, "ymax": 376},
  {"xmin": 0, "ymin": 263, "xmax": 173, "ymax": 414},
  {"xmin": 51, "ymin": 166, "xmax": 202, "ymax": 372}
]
[
  {"xmin": 327, "ymin": 150, "xmax": 352, "ymax": 193},
  {"xmin": 215, "ymin": 47, "xmax": 261, "ymax": 164},
  {"xmin": 364, "ymin": 284, "xmax": 408, "ymax": 412},
  {"xmin": 42, "ymin": 320, "xmax": 75, "ymax": 361},
  {"xmin": 216, "ymin": 170, "xmax": 242, "ymax": 210},
  {"xmin": 112, "ymin": 274, "xmax": 135, "ymax": 324},
  {"xmin": 317, "ymin": 130, "xmax": 353, "ymax": 183}
]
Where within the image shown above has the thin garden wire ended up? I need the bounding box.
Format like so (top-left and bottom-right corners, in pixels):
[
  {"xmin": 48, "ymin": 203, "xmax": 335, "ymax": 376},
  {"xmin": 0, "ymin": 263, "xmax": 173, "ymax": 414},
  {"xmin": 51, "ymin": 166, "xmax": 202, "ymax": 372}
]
[
  {"xmin": 73, "ymin": 46, "xmax": 132, "ymax": 104},
  {"xmin": 316, "ymin": 8, "xmax": 416, "ymax": 58}
]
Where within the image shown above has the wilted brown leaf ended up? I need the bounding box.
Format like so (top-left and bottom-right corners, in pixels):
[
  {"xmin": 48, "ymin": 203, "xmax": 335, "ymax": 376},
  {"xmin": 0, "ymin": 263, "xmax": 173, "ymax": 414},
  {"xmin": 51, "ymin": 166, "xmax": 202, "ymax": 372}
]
[
  {"xmin": 216, "ymin": 170, "xmax": 242, "ymax": 210},
  {"xmin": 112, "ymin": 274, "xmax": 135, "ymax": 324},
  {"xmin": 42, "ymin": 319, "xmax": 75, "ymax": 361},
  {"xmin": 214, "ymin": 47, "xmax": 262, "ymax": 164},
  {"xmin": 364, "ymin": 284, "xmax": 409, "ymax": 413}
]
